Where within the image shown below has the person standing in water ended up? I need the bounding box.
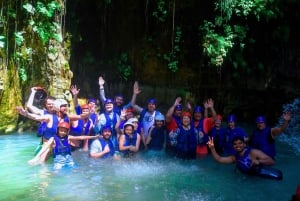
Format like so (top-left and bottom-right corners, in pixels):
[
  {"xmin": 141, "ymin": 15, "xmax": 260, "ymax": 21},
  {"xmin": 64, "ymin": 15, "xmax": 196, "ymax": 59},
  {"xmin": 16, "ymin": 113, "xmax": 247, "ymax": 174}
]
[
  {"xmin": 250, "ymin": 112, "xmax": 291, "ymax": 160},
  {"xmin": 89, "ymin": 125, "xmax": 118, "ymax": 159},
  {"xmin": 28, "ymin": 122, "xmax": 99, "ymax": 169},
  {"xmin": 130, "ymin": 81, "xmax": 163, "ymax": 149},
  {"xmin": 119, "ymin": 121, "xmax": 141, "ymax": 157}
]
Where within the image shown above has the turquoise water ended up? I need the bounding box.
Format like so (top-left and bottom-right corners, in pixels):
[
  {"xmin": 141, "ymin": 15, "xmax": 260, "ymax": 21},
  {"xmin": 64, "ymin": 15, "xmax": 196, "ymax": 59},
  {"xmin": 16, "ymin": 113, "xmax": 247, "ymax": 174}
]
[{"xmin": 0, "ymin": 132, "xmax": 299, "ymax": 201}]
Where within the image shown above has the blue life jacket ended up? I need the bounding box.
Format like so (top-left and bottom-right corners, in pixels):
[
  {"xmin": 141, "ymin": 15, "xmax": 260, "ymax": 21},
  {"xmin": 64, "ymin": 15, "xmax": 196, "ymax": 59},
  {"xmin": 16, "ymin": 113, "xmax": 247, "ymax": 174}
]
[
  {"xmin": 121, "ymin": 131, "xmax": 138, "ymax": 156},
  {"xmin": 176, "ymin": 125, "xmax": 197, "ymax": 159},
  {"xmin": 53, "ymin": 135, "xmax": 72, "ymax": 157},
  {"xmin": 148, "ymin": 127, "xmax": 167, "ymax": 150},
  {"xmin": 173, "ymin": 115, "xmax": 182, "ymax": 128},
  {"xmin": 250, "ymin": 127, "xmax": 276, "ymax": 158},
  {"xmin": 113, "ymin": 106, "xmax": 122, "ymax": 116},
  {"xmin": 37, "ymin": 110, "xmax": 49, "ymax": 137},
  {"xmin": 70, "ymin": 119, "xmax": 91, "ymax": 136},
  {"xmin": 103, "ymin": 112, "xmax": 118, "ymax": 150},
  {"xmin": 43, "ymin": 114, "xmax": 59, "ymax": 140},
  {"xmin": 235, "ymin": 147, "xmax": 252, "ymax": 173},
  {"xmin": 99, "ymin": 138, "xmax": 115, "ymax": 158},
  {"xmin": 209, "ymin": 127, "xmax": 227, "ymax": 154},
  {"xmin": 89, "ymin": 113, "xmax": 97, "ymax": 125},
  {"xmin": 193, "ymin": 119, "xmax": 204, "ymax": 132}
]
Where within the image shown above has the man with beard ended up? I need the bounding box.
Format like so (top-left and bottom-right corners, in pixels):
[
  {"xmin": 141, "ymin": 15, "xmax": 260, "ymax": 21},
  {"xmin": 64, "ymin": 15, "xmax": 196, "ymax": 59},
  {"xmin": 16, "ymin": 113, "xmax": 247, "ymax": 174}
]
[
  {"xmin": 207, "ymin": 136, "xmax": 282, "ymax": 180},
  {"xmin": 95, "ymin": 98, "xmax": 120, "ymax": 151},
  {"xmin": 130, "ymin": 81, "xmax": 162, "ymax": 149}
]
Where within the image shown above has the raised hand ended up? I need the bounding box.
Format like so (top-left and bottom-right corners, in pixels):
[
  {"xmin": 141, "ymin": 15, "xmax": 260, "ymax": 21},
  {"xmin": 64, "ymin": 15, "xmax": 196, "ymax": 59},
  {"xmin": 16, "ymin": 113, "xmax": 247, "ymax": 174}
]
[
  {"xmin": 16, "ymin": 106, "xmax": 27, "ymax": 116},
  {"xmin": 120, "ymin": 109, "xmax": 126, "ymax": 120},
  {"xmin": 70, "ymin": 85, "xmax": 80, "ymax": 96},
  {"xmin": 174, "ymin": 97, "xmax": 182, "ymax": 106},
  {"xmin": 133, "ymin": 81, "xmax": 142, "ymax": 95},
  {"xmin": 283, "ymin": 111, "xmax": 292, "ymax": 121},
  {"xmin": 185, "ymin": 101, "xmax": 192, "ymax": 111},
  {"xmin": 207, "ymin": 136, "xmax": 215, "ymax": 148},
  {"xmin": 206, "ymin": 98, "xmax": 214, "ymax": 108},
  {"xmin": 99, "ymin": 76, "xmax": 105, "ymax": 86}
]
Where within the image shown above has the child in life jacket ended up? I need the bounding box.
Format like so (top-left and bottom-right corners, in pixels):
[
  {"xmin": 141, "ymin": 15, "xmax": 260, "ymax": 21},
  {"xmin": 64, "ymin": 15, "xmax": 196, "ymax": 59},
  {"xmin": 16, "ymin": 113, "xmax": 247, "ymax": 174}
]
[{"xmin": 28, "ymin": 122, "xmax": 99, "ymax": 170}]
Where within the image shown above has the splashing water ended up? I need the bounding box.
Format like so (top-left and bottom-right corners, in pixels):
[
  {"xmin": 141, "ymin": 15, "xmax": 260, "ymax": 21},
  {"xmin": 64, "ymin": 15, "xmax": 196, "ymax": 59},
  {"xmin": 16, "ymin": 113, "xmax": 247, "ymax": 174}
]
[
  {"xmin": 278, "ymin": 98, "xmax": 300, "ymax": 155},
  {"xmin": 0, "ymin": 131, "xmax": 299, "ymax": 201}
]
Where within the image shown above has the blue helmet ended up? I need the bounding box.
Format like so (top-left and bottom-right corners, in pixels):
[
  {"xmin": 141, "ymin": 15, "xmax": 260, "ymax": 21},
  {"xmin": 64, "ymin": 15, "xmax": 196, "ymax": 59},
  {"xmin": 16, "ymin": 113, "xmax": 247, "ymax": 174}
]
[
  {"xmin": 256, "ymin": 116, "xmax": 266, "ymax": 123},
  {"xmin": 175, "ymin": 104, "xmax": 183, "ymax": 111},
  {"xmin": 104, "ymin": 98, "xmax": 114, "ymax": 105},
  {"xmin": 148, "ymin": 98, "xmax": 157, "ymax": 105},
  {"xmin": 227, "ymin": 114, "xmax": 236, "ymax": 122},
  {"xmin": 194, "ymin": 106, "xmax": 203, "ymax": 113},
  {"xmin": 88, "ymin": 98, "xmax": 97, "ymax": 104}
]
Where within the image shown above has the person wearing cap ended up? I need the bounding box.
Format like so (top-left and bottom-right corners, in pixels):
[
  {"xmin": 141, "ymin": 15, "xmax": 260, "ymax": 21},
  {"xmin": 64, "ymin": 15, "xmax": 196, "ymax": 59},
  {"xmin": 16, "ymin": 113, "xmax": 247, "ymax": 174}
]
[
  {"xmin": 224, "ymin": 114, "xmax": 248, "ymax": 156},
  {"xmin": 95, "ymin": 98, "xmax": 120, "ymax": 151},
  {"xmin": 146, "ymin": 113, "xmax": 168, "ymax": 151},
  {"xmin": 89, "ymin": 125, "xmax": 117, "ymax": 159},
  {"xmin": 98, "ymin": 76, "xmax": 131, "ymax": 115},
  {"xmin": 193, "ymin": 98, "xmax": 217, "ymax": 155},
  {"xmin": 168, "ymin": 111, "xmax": 198, "ymax": 159},
  {"xmin": 165, "ymin": 97, "xmax": 183, "ymax": 132},
  {"xmin": 164, "ymin": 97, "xmax": 184, "ymax": 153},
  {"xmin": 130, "ymin": 81, "xmax": 163, "ymax": 149},
  {"xmin": 119, "ymin": 121, "xmax": 141, "ymax": 157},
  {"xmin": 249, "ymin": 112, "xmax": 291, "ymax": 159},
  {"xmin": 28, "ymin": 122, "xmax": 99, "ymax": 168},
  {"xmin": 209, "ymin": 114, "xmax": 227, "ymax": 155}
]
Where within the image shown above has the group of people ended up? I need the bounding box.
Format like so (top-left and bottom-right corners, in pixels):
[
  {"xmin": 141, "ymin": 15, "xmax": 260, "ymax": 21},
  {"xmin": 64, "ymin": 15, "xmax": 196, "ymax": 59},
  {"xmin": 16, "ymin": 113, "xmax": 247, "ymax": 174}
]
[{"xmin": 16, "ymin": 77, "xmax": 292, "ymax": 176}]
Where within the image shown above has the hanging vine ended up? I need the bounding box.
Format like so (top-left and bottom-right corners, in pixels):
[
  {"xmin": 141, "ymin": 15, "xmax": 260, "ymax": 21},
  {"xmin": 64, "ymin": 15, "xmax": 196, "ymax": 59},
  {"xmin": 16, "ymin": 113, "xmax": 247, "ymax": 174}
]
[{"xmin": 200, "ymin": 0, "xmax": 278, "ymax": 67}]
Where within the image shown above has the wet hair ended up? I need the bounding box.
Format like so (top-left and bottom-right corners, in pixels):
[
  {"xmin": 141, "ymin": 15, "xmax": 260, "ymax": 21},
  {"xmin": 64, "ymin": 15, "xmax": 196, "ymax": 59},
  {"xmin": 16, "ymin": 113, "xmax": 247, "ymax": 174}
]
[{"xmin": 232, "ymin": 136, "xmax": 245, "ymax": 144}]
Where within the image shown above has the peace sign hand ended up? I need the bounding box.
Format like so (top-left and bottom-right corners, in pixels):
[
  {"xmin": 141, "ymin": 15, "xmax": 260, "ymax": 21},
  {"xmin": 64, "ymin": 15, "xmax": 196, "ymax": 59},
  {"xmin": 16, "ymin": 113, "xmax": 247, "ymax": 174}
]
[{"xmin": 207, "ymin": 136, "xmax": 215, "ymax": 148}]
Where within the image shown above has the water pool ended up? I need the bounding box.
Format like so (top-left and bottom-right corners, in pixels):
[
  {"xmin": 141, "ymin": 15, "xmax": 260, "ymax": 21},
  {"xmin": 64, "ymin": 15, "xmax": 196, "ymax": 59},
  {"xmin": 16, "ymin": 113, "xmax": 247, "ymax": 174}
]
[{"xmin": 0, "ymin": 132, "xmax": 299, "ymax": 201}]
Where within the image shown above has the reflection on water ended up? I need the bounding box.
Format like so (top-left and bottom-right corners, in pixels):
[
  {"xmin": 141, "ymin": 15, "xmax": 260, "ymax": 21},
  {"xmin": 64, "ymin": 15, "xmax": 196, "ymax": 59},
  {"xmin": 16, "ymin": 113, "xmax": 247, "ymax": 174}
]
[{"xmin": 0, "ymin": 132, "xmax": 299, "ymax": 201}]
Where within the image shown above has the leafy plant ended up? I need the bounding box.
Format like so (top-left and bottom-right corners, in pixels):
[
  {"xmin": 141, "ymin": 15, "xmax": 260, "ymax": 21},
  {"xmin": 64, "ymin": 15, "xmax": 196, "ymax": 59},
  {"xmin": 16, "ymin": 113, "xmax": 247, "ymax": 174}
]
[
  {"xmin": 200, "ymin": 21, "xmax": 235, "ymax": 66},
  {"xmin": 117, "ymin": 53, "xmax": 132, "ymax": 81},
  {"xmin": 11, "ymin": 1, "xmax": 63, "ymax": 83},
  {"xmin": 200, "ymin": 0, "xmax": 278, "ymax": 67},
  {"xmin": 162, "ymin": 26, "xmax": 182, "ymax": 72},
  {"xmin": 23, "ymin": 1, "xmax": 62, "ymax": 45},
  {"xmin": 152, "ymin": 0, "xmax": 168, "ymax": 23}
]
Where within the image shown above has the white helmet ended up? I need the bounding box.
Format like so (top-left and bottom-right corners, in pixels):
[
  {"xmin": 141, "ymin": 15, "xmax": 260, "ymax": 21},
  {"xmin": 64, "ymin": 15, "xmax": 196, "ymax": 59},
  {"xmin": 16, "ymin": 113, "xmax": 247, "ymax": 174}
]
[
  {"xmin": 123, "ymin": 121, "xmax": 135, "ymax": 133},
  {"xmin": 127, "ymin": 117, "xmax": 138, "ymax": 124},
  {"xmin": 53, "ymin": 99, "xmax": 68, "ymax": 111},
  {"xmin": 155, "ymin": 113, "xmax": 165, "ymax": 121}
]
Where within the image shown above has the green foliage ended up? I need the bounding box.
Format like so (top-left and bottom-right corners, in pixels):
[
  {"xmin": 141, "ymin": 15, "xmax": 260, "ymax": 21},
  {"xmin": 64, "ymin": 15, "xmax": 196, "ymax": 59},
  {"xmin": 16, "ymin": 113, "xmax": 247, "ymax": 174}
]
[
  {"xmin": 200, "ymin": 21, "xmax": 235, "ymax": 66},
  {"xmin": 162, "ymin": 26, "xmax": 182, "ymax": 72},
  {"xmin": 14, "ymin": 31, "xmax": 25, "ymax": 46},
  {"xmin": 11, "ymin": 1, "xmax": 63, "ymax": 83},
  {"xmin": 152, "ymin": 0, "xmax": 168, "ymax": 23},
  {"xmin": 116, "ymin": 53, "xmax": 132, "ymax": 81},
  {"xmin": 23, "ymin": 1, "xmax": 62, "ymax": 44},
  {"xmin": 201, "ymin": 0, "xmax": 278, "ymax": 67},
  {"xmin": 18, "ymin": 67, "xmax": 28, "ymax": 82}
]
